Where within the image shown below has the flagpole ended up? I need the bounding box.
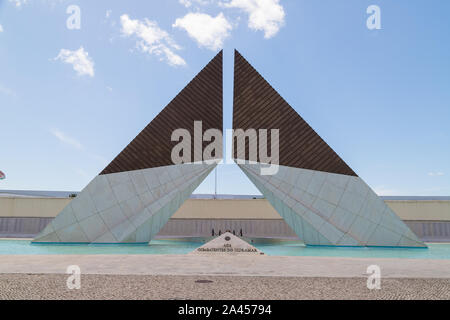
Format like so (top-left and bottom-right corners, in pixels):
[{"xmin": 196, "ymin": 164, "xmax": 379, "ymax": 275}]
[{"xmin": 214, "ymin": 167, "xmax": 217, "ymax": 199}]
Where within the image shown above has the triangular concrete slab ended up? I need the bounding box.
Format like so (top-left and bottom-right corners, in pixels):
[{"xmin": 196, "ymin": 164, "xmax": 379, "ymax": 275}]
[
  {"xmin": 232, "ymin": 50, "xmax": 426, "ymax": 248},
  {"xmin": 33, "ymin": 50, "xmax": 223, "ymax": 244}
]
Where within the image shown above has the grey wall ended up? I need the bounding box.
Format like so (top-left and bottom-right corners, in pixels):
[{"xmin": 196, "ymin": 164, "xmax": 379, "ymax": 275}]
[
  {"xmin": 2, "ymin": 217, "xmax": 450, "ymax": 242},
  {"xmin": 405, "ymin": 221, "xmax": 450, "ymax": 242},
  {"xmin": 158, "ymin": 219, "xmax": 298, "ymax": 239},
  {"xmin": 0, "ymin": 217, "xmax": 53, "ymax": 238}
]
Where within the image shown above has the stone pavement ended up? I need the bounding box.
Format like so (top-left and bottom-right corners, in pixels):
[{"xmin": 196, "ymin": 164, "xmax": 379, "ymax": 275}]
[
  {"xmin": 1, "ymin": 255, "xmax": 449, "ymax": 278},
  {"xmin": 1, "ymin": 274, "xmax": 450, "ymax": 300}
]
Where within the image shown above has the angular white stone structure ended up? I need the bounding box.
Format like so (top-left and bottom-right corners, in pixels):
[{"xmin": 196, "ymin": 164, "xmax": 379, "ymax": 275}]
[
  {"xmin": 33, "ymin": 51, "xmax": 224, "ymax": 244},
  {"xmin": 239, "ymin": 163, "xmax": 426, "ymax": 247},
  {"xmin": 34, "ymin": 163, "xmax": 216, "ymax": 243},
  {"xmin": 233, "ymin": 50, "xmax": 426, "ymax": 248}
]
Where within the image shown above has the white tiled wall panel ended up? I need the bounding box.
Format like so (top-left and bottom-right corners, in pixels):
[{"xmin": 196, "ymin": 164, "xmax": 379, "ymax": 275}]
[
  {"xmin": 33, "ymin": 163, "xmax": 216, "ymax": 243},
  {"xmin": 239, "ymin": 163, "xmax": 425, "ymax": 248}
]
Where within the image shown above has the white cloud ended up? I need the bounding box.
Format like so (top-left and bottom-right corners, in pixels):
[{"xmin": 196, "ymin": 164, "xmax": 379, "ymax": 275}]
[
  {"xmin": 0, "ymin": 85, "xmax": 16, "ymax": 97},
  {"xmin": 120, "ymin": 14, "xmax": 186, "ymax": 67},
  {"xmin": 179, "ymin": 0, "xmax": 210, "ymax": 7},
  {"xmin": 106, "ymin": 9, "xmax": 112, "ymax": 18},
  {"xmin": 222, "ymin": 0, "xmax": 285, "ymax": 38},
  {"xmin": 428, "ymin": 172, "xmax": 445, "ymax": 177},
  {"xmin": 8, "ymin": 0, "xmax": 66, "ymax": 8},
  {"xmin": 8, "ymin": 0, "xmax": 28, "ymax": 7},
  {"xmin": 179, "ymin": 0, "xmax": 193, "ymax": 7},
  {"xmin": 54, "ymin": 47, "xmax": 95, "ymax": 77},
  {"xmin": 0, "ymin": 25, "xmax": 3, "ymax": 33},
  {"xmin": 173, "ymin": 12, "xmax": 232, "ymax": 51},
  {"xmin": 50, "ymin": 129, "xmax": 83, "ymax": 150}
]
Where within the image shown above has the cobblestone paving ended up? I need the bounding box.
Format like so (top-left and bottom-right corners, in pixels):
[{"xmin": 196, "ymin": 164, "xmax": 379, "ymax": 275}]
[{"xmin": 0, "ymin": 274, "xmax": 449, "ymax": 300}]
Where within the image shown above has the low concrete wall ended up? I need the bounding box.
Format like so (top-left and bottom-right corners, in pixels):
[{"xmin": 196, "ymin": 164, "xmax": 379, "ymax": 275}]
[
  {"xmin": 386, "ymin": 200, "xmax": 450, "ymax": 221},
  {"xmin": 0, "ymin": 198, "xmax": 71, "ymax": 218},
  {"xmin": 1, "ymin": 197, "xmax": 449, "ymax": 241},
  {"xmin": 2, "ymin": 197, "xmax": 449, "ymax": 221},
  {"xmin": 2, "ymin": 217, "xmax": 449, "ymax": 242},
  {"xmin": 406, "ymin": 221, "xmax": 450, "ymax": 242},
  {"xmin": 158, "ymin": 219, "xmax": 297, "ymax": 239},
  {"xmin": 0, "ymin": 217, "xmax": 53, "ymax": 238}
]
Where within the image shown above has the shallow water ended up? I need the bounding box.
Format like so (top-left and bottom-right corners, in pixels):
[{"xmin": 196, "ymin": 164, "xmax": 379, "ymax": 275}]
[
  {"xmin": 256, "ymin": 241, "xmax": 450, "ymax": 259},
  {"xmin": 0, "ymin": 240, "xmax": 202, "ymax": 255},
  {"xmin": 1, "ymin": 239, "xmax": 450, "ymax": 259}
]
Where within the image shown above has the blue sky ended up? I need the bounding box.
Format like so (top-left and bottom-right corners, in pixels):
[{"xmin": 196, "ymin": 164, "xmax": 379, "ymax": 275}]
[{"xmin": 0, "ymin": 0, "xmax": 449, "ymax": 196}]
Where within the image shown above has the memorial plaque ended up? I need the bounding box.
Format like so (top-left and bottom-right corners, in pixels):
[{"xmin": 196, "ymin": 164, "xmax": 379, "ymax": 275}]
[{"xmin": 190, "ymin": 232, "xmax": 264, "ymax": 255}]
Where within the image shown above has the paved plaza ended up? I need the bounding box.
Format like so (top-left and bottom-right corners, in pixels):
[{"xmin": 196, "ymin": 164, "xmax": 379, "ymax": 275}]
[
  {"xmin": 1, "ymin": 242, "xmax": 449, "ymax": 300},
  {"xmin": 1, "ymin": 274, "xmax": 449, "ymax": 300},
  {"xmin": 1, "ymin": 254, "xmax": 449, "ymax": 278}
]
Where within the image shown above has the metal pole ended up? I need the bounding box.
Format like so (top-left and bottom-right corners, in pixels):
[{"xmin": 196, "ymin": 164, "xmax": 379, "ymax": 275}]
[{"xmin": 214, "ymin": 167, "xmax": 217, "ymax": 199}]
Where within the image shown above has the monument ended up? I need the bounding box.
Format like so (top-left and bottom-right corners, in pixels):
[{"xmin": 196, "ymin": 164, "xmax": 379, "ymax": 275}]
[{"xmin": 33, "ymin": 50, "xmax": 425, "ymax": 248}]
